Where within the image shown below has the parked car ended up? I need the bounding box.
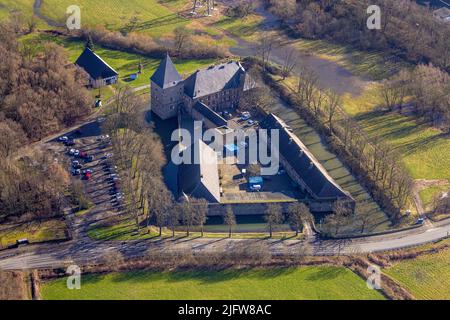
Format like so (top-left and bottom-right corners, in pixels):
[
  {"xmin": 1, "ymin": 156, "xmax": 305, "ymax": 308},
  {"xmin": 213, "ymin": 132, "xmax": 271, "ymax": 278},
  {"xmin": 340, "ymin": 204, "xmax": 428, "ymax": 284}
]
[
  {"xmin": 78, "ymin": 151, "xmax": 86, "ymax": 158},
  {"xmin": 64, "ymin": 139, "xmax": 75, "ymax": 146},
  {"xmin": 416, "ymin": 218, "xmax": 425, "ymax": 225},
  {"xmin": 72, "ymin": 162, "xmax": 82, "ymax": 169},
  {"xmin": 247, "ymin": 119, "xmax": 255, "ymax": 125},
  {"xmin": 241, "ymin": 112, "xmax": 251, "ymax": 121},
  {"xmin": 84, "ymin": 172, "xmax": 92, "ymax": 180},
  {"xmin": 68, "ymin": 148, "xmax": 78, "ymax": 156},
  {"xmin": 16, "ymin": 239, "xmax": 29, "ymax": 247},
  {"xmin": 84, "ymin": 155, "xmax": 95, "ymax": 162},
  {"xmin": 58, "ymin": 136, "xmax": 69, "ymax": 142},
  {"xmin": 82, "ymin": 169, "xmax": 93, "ymax": 175},
  {"xmin": 115, "ymin": 192, "xmax": 124, "ymax": 200},
  {"xmin": 71, "ymin": 168, "xmax": 81, "ymax": 176}
]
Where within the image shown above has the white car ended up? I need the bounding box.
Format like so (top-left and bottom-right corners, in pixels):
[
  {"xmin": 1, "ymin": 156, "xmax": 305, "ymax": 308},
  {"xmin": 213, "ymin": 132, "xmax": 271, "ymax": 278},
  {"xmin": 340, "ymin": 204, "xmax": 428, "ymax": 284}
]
[
  {"xmin": 69, "ymin": 148, "xmax": 79, "ymax": 156},
  {"xmin": 240, "ymin": 112, "xmax": 251, "ymax": 121}
]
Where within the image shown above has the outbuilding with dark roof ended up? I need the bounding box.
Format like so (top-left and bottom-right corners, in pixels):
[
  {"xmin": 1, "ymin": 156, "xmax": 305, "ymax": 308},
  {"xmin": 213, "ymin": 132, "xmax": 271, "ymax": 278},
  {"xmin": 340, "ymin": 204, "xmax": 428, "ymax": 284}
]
[{"xmin": 75, "ymin": 48, "xmax": 119, "ymax": 88}]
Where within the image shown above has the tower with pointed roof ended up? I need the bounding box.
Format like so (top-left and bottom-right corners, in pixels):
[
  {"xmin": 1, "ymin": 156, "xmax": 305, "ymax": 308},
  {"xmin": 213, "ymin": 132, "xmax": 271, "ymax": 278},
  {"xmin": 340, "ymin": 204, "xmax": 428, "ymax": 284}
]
[{"xmin": 150, "ymin": 54, "xmax": 184, "ymax": 119}]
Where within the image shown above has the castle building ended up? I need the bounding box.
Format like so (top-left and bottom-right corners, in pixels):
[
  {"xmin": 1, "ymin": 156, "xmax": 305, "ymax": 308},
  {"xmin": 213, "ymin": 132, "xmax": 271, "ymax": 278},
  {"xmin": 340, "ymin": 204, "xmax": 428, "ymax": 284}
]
[
  {"xmin": 150, "ymin": 54, "xmax": 253, "ymax": 120},
  {"xmin": 150, "ymin": 55, "xmax": 355, "ymax": 214}
]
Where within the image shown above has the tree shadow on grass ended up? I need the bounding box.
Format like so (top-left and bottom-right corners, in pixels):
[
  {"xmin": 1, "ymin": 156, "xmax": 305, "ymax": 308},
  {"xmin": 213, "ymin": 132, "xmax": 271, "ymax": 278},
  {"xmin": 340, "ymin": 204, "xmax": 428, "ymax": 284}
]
[
  {"xmin": 304, "ymin": 266, "xmax": 348, "ymax": 281},
  {"xmin": 110, "ymin": 267, "xmax": 301, "ymax": 285}
]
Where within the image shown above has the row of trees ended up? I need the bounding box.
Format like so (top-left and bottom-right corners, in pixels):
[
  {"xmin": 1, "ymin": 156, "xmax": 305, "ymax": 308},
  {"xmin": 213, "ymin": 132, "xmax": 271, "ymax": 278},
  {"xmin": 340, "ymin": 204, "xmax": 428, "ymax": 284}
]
[
  {"xmin": 294, "ymin": 66, "xmax": 413, "ymax": 221},
  {"xmin": 77, "ymin": 25, "xmax": 227, "ymax": 61},
  {"xmin": 381, "ymin": 64, "xmax": 450, "ymax": 131},
  {"xmin": 266, "ymin": 0, "xmax": 450, "ymax": 71}
]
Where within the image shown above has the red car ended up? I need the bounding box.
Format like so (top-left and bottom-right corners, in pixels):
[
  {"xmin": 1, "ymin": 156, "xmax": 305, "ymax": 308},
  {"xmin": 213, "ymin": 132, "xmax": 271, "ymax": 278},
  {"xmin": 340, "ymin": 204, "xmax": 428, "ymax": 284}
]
[
  {"xmin": 79, "ymin": 151, "xmax": 87, "ymax": 158},
  {"xmin": 84, "ymin": 172, "xmax": 92, "ymax": 180}
]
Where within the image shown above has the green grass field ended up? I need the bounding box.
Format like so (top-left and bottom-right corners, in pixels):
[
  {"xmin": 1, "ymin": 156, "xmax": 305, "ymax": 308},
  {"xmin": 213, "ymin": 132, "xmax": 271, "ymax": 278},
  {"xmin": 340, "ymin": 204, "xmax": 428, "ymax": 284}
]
[
  {"xmin": 39, "ymin": 0, "xmax": 189, "ymax": 38},
  {"xmin": 41, "ymin": 266, "xmax": 385, "ymax": 300},
  {"xmin": 385, "ymin": 247, "xmax": 450, "ymax": 299},
  {"xmin": 0, "ymin": 219, "xmax": 67, "ymax": 248},
  {"xmin": 342, "ymin": 85, "xmax": 450, "ymax": 205},
  {"xmin": 291, "ymin": 38, "xmax": 410, "ymax": 80},
  {"xmin": 0, "ymin": 0, "xmax": 34, "ymax": 20}
]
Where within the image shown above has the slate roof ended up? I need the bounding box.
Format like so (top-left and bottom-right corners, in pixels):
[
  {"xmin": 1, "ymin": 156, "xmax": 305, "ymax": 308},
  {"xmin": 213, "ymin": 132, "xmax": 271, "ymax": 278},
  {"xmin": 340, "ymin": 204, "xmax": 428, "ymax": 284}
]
[
  {"xmin": 75, "ymin": 48, "xmax": 118, "ymax": 80},
  {"xmin": 193, "ymin": 101, "xmax": 228, "ymax": 127},
  {"xmin": 150, "ymin": 54, "xmax": 183, "ymax": 89},
  {"xmin": 260, "ymin": 114, "xmax": 353, "ymax": 201},
  {"xmin": 184, "ymin": 61, "xmax": 247, "ymax": 98},
  {"xmin": 178, "ymin": 140, "xmax": 221, "ymax": 203}
]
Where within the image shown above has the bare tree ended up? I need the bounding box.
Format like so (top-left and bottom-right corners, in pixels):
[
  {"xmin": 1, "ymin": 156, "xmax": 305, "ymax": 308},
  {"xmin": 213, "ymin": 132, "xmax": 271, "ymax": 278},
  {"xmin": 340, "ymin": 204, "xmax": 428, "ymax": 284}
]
[
  {"xmin": 264, "ymin": 204, "xmax": 283, "ymax": 238},
  {"xmin": 297, "ymin": 66, "xmax": 318, "ymax": 110},
  {"xmin": 193, "ymin": 198, "xmax": 208, "ymax": 237},
  {"xmin": 281, "ymin": 48, "xmax": 298, "ymax": 80},
  {"xmin": 287, "ymin": 202, "xmax": 312, "ymax": 236},
  {"xmin": 174, "ymin": 26, "xmax": 191, "ymax": 57},
  {"xmin": 324, "ymin": 90, "xmax": 341, "ymax": 135},
  {"xmin": 180, "ymin": 201, "xmax": 195, "ymax": 236},
  {"xmin": 224, "ymin": 206, "xmax": 237, "ymax": 238},
  {"xmin": 256, "ymin": 35, "xmax": 278, "ymax": 69}
]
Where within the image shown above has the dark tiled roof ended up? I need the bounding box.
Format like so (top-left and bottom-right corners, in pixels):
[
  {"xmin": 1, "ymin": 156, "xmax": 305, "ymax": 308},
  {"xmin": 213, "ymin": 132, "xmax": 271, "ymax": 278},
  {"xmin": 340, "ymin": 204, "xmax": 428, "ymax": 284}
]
[
  {"xmin": 75, "ymin": 48, "xmax": 118, "ymax": 80},
  {"xmin": 193, "ymin": 101, "xmax": 228, "ymax": 127},
  {"xmin": 260, "ymin": 114, "xmax": 353, "ymax": 201},
  {"xmin": 150, "ymin": 54, "xmax": 182, "ymax": 89},
  {"xmin": 184, "ymin": 61, "xmax": 247, "ymax": 98},
  {"xmin": 178, "ymin": 140, "xmax": 221, "ymax": 203}
]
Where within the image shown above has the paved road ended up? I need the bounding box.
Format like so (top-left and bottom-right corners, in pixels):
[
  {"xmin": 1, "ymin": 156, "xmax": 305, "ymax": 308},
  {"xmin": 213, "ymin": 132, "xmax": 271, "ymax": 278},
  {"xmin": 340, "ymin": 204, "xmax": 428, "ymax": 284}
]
[{"xmin": 1, "ymin": 217, "xmax": 449, "ymax": 270}]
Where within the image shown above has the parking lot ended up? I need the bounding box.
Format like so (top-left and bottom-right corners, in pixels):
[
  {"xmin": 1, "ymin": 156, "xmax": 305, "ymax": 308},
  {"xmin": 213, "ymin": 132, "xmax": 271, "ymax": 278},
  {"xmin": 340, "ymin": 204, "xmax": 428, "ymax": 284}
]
[{"xmin": 55, "ymin": 119, "xmax": 124, "ymax": 215}]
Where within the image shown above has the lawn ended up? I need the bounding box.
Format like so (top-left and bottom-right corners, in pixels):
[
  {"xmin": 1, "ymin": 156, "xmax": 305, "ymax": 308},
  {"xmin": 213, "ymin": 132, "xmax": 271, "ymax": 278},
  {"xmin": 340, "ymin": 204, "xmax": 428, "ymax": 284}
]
[
  {"xmin": 39, "ymin": 0, "xmax": 190, "ymax": 38},
  {"xmin": 213, "ymin": 14, "xmax": 263, "ymax": 42},
  {"xmin": 342, "ymin": 85, "xmax": 450, "ymax": 204},
  {"xmin": 0, "ymin": 0, "xmax": 35, "ymax": 21},
  {"xmin": 0, "ymin": 219, "xmax": 67, "ymax": 248},
  {"xmin": 290, "ymin": 38, "xmax": 410, "ymax": 80},
  {"xmin": 384, "ymin": 247, "xmax": 450, "ymax": 299},
  {"xmin": 41, "ymin": 266, "xmax": 385, "ymax": 300}
]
